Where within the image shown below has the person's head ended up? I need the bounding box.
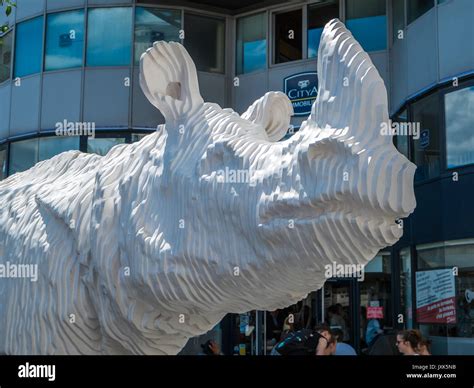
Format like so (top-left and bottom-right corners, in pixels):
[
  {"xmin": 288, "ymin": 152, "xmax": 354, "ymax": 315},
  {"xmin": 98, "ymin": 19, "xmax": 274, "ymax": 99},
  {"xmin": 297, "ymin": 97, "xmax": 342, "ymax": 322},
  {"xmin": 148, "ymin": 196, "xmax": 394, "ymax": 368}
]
[
  {"xmin": 327, "ymin": 305, "xmax": 338, "ymax": 318},
  {"xmin": 416, "ymin": 338, "xmax": 432, "ymax": 355},
  {"xmin": 396, "ymin": 330, "xmax": 421, "ymax": 355},
  {"xmin": 315, "ymin": 324, "xmax": 337, "ymax": 355}
]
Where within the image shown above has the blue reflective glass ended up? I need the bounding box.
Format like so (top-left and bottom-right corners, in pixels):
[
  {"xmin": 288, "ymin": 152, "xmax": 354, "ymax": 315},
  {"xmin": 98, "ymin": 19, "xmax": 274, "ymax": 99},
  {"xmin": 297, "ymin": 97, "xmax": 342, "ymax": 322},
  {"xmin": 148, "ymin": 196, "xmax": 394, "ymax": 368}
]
[
  {"xmin": 87, "ymin": 8, "xmax": 132, "ymax": 67},
  {"xmin": 243, "ymin": 40, "xmax": 266, "ymax": 73},
  {"xmin": 39, "ymin": 136, "xmax": 80, "ymax": 161},
  {"xmin": 445, "ymin": 86, "xmax": 474, "ymax": 168},
  {"xmin": 9, "ymin": 138, "xmax": 38, "ymax": 175},
  {"xmin": 236, "ymin": 13, "xmax": 266, "ymax": 74},
  {"xmin": 346, "ymin": 15, "xmax": 387, "ymax": 51},
  {"xmin": 0, "ymin": 31, "xmax": 12, "ymax": 82},
  {"xmin": 14, "ymin": 17, "xmax": 44, "ymax": 77},
  {"xmin": 45, "ymin": 10, "xmax": 85, "ymax": 71},
  {"xmin": 87, "ymin": 138, "xmax": 125, "ymax": 156},
  {"xmin": 308, "ymin": 28, "xmax": 323, "ymax": 58}
]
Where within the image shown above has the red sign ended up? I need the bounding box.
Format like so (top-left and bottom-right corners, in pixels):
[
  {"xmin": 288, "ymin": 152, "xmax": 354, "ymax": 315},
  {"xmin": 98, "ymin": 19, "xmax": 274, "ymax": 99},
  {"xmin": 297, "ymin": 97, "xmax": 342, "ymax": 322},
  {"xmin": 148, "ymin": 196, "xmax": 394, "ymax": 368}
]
[
  {"xmin": 416, "ymin": 296, "xmax": 457, "ymax": 324},
  {"xmin": 367, "ymin": 306, "xmax": 384, "ymax": 319}
]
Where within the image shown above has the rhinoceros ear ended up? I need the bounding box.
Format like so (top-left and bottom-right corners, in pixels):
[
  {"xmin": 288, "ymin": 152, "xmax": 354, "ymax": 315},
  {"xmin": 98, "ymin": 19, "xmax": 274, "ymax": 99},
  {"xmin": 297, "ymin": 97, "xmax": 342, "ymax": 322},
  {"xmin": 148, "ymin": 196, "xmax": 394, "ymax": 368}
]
[
  {"xmin": 305, "ymin": 19, "xmax": 390, "ymax": 150},
  {"xmin": 241, "ymin": 92, "xmax": 294, "ymax": 142},
  {"xmin": 139, "ymin": 41, "xmax": 204, "ymax": 125}
]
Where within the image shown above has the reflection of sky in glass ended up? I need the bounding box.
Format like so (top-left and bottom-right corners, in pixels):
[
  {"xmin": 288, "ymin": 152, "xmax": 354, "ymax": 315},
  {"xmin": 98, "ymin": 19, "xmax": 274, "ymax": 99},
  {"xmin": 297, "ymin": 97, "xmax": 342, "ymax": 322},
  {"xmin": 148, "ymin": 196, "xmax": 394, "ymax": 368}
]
[
  {"xmin": 14, "ymin": 17, "xmax": 43, "ymax": 77},
  {"xmin": 346, "ymin": 15, "xmax": 387, "ymax": 52},
  {"xmin": 134, "ymin": 7, "xmax": 181, "ymax": 64},
  {"xmin": 308, "ymin": 27, "xmax": 323, "ymax": 58},
  {"xmin": 45, "ymin": 10, "xmax": 84, "ymax": 71},
  {"xmin": 87, "ymin": 8, "xmax": 132, "ymax": 67},
  {"xmin": 243, "ymin": 39, "xmax": 266, "ymax": 74},
  {"xmin": 445, "ymin": 86, "xmax": 474, "ymax": 168}
]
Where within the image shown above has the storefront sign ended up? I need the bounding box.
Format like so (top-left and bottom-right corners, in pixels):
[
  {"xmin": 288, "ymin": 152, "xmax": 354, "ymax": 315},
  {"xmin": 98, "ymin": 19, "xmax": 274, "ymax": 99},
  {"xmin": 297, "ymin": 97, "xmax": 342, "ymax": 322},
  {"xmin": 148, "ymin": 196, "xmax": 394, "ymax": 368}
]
[
  {"xmin": 367, "ymin": 306, "xmax": 384, "ymax": 319},
  {"xmin": 416, "ymin": 268, "xmax": 456, "ymax": 324},
  {"xmin": 283, "ymin": 72, "xmax": 318, "ymax": 116}
]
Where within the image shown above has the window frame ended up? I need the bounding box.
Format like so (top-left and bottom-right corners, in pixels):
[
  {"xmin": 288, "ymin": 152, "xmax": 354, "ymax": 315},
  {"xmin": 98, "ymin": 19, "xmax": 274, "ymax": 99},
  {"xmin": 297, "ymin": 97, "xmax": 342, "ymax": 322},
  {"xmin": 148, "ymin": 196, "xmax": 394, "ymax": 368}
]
[
  {"xmin": 270, "ymin": 5, "xmax": 306, "ymax": 67},
  {"xmin": 44, "ymin": 8, "xmax": 86, "ymax": 72}
]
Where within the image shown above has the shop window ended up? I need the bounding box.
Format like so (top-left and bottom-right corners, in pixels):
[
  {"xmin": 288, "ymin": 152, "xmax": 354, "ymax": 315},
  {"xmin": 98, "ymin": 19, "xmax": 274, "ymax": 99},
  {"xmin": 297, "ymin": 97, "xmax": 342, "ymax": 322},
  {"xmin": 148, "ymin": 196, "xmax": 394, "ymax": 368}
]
[
  {"xmin": 391, "ymin": 0, "xmax": 405, "ymax": 43},
  {"xmin": 411, "ymin": 92, "xmax": 441, "ymax": 181},
  {"xmin": 134, "ymin": 7, "xmax": 181, "ymax": 65},
  {"xmin": 183, "ymin": 13, "xmax": 225, "ymax": 74},
  {"xmin": 87, "ymin": 137, "xmax": 125, "ymax": 156},
  {"xmin": 14, "ymin": 16, "xmax": 44, "ymax": 77},
  {"xmin": 236, "ymin": 13, "xmax": 266, "ymax": 74},
  {"xmin": 9, "ymin": 138, "xmax": 38, "ymax": 175},
  {"xmin": 0, "ymin": 144, "xmax": 7, "ymax": 180},
  {"xmin": 360, "ymin": 252, "xmax": 392, "ymax": 348},
  {"xmin": 39, "ymin": 136, "xmax": 80, "ymax": 161},
  {"xmin": 407, "ymin": 0, "xmax": 434, "ymax": 24},
  {"xmin": 345, "ymin": 0, "xmax": 387, "ymax": 52},
  {"xmin": 445, "ymin": 85, "xmax": 474, "ymax": 168},
  {"xmin": 308, "ymin": 1, "xmax": 339, "ymax": 58},
  {"xmin": 400, "ymin": 248, "xmax": 413, "ymax": 329},
  {"xmin": 86, "ymin": 8, "xmax": 132, "ymax": 67},
  {"xmin": 417, "ymin": 241, "xmax": 474, "ymax": 340},
  {"xmin": 131, "ymin": 133, "xmax": 148, "ymax": 143},
  {"xmin": 274, "ymin": 9, "xmax": 302, "ymax": 64},
  {"xmin": 0, "ymin": 30, "xmax": 12, "ymax": 83},
  {"xmin": 45, "ymin": 10, "xmax": 85, "ymax": 71}
]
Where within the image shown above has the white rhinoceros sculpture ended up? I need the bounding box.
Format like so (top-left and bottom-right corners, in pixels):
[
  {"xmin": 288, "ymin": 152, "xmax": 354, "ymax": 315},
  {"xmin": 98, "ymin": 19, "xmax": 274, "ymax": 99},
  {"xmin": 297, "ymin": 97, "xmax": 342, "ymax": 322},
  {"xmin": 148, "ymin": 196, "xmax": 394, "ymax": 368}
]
[{"xmin": 0, "ymin": 19, "xmax": 416, "ymax": 355}]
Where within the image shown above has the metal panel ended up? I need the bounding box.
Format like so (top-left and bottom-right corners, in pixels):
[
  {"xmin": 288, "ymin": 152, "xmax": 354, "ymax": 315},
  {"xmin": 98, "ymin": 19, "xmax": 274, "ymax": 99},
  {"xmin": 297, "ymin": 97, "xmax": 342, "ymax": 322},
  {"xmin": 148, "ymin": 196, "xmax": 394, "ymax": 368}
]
[
  {"xmin": 406, "ymin": 8, "xmax": 438, "ymax": 96},
  {"xmin": 131, "ymin": 67, "xmax": 164, "ymax": 128},
  {"xmin": 41, "ymin": 70, "xmax": 82, "ymax": 131},
  {"xmin": 15, "ymin": 0, "xmax": 45, "ymax": 22},
  {"xmin": 389, "ymin": 38, "xmax": 408, "ymax": 115},
  {"xmin": 10, "ymin": 75, "xmax": 42, "ymax": 136},
  {"xmin": 233, "ymin": 71, "xmax": 268, "ymax": 114},
  {"xmin": 47, "ymin": 0, "xmax": 86, "ymax": 10},
  {"xmin": 198, "ymin": 72, "xmax": 226, "ymax": 107},
  {"xmin": 83, "ymin": 68, "xmax": 130, "ymax": 128}
]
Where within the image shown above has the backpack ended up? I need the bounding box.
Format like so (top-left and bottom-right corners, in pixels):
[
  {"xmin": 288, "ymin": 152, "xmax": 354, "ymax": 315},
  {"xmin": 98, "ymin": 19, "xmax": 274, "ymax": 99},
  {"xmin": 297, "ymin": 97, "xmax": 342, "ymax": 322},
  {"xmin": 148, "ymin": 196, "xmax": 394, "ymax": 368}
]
[{"xmin": 273, "ymin": 329, "xmax": 322, "ymax": 355}]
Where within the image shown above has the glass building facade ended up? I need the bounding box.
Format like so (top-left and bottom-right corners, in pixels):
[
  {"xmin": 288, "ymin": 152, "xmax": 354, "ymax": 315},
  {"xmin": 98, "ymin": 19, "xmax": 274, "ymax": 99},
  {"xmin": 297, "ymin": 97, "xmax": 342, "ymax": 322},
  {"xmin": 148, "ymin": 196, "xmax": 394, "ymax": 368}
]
[{"xmin": 0, "ymin": 0, "xmax": 473, "ymax": 356}]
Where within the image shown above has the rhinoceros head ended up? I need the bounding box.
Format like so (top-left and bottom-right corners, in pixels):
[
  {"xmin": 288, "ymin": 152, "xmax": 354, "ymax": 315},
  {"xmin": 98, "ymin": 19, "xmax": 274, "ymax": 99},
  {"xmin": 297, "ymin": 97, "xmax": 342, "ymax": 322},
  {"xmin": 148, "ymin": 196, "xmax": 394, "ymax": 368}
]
[{"xmin": 136, "ymin": 18, "xmax": 415, "ymax": 318}]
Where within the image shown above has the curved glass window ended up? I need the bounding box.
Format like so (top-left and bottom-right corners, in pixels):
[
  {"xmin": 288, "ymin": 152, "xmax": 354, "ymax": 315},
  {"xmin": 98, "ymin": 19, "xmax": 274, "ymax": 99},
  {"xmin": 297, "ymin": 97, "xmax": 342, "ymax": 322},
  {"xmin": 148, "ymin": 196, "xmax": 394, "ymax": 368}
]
[
  {"xmin": 308, "ymin": 1, "xmax": 339, "ymax": 58},
  {"xmin": 9, "ymin": 138, "xmax": 38, "ymax": 175},
  {"xmin": 134, "ymin": 7, "xmax": 181, "ymax": 65},
  {"xmin": 0, "ymin": 31, "xmax": 12, "ymax": 83},
  {"xmin": 14, "ymin": 16, "xmax": 44, "ymax": 77},
  {"xmin": 45, "ymin": 10, "xmax": 85, "ymax": 71},
  {"xmin": 236, "ymin": 13, "xmax": 267, "ymax": 75},
  {"xmin": 86, "ymin": 8, "xmax": 132, "ymax": 67},
  {"xmin": 445, "ymin": 85, "xmax": 474, "ymax": 168},
  {"xmin": 87, "ymin": 137, "xmax": 125, "ymax": 156},
  {"xmin": 183, "ymin": 13, "xmax": 225, "ymax": 73},
  {"xmin": 346, "ymin": 0, "xmax": 387, "ymax": 52}
]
